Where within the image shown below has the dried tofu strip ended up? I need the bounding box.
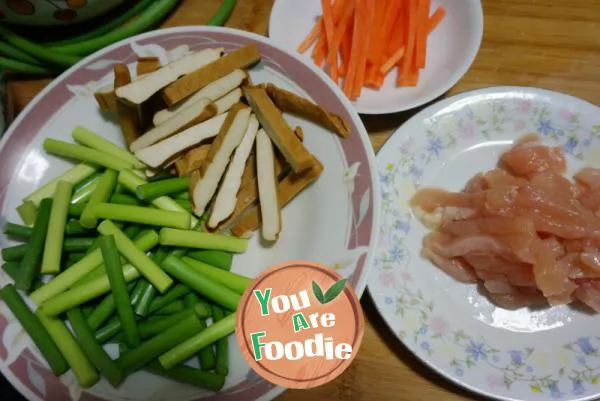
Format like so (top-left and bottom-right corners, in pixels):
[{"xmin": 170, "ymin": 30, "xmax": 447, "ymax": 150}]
[
  {"xmin": 208, "ymin": 115, "xmax": 259, "ymax": 228},
  {"xmin": 255, "ymin": 129, "xmax": 281, "ymax": 241},
  {"xmin": 175, "ymin": 143, "xmax": 211, "ymax": 176},
  {"xmin": 116, "ymin": 48, "xmax": 225, "ymax": 105},
  {"xmin": 243, "ymin": 85, "xmax": 313, "ymax": 173},
  {"xmin": 94, "ymin": 89, "xmax": 117, "ymax": 113},
  {"xmin": 190, "ymin": 104, "xmax": 251, "ymax": 216},
  {"xmin": 214, "ymin": 88, "xmax": 243, "ymax": 115},
  {"xmin": 134, "ymin": 113, "xmax": 227, "ymax": 168},
  {"xmin": 113, "ymin": 64, "xmax": 141, "ymax": 149},
  {"xmin": 153, "ymin": 70, "xmax": 248, "ymax": 125},
  {"xmin": 136, "ymin": 57, "xmax": 161, "ymax": 76},
  {"xmin": 263, "ymin": 83, "xmax": 351, "ymax": 139},
  {"xmin": 162, "ymin": 44, "xmax": 261, "ymax": 107},
  {"xmin": 130, "ymin": 98, "xmax": 217, "ymax": 152},
  {"xmin": 230, "ymin": 158, "xmax": 324, "ymax": 237}
]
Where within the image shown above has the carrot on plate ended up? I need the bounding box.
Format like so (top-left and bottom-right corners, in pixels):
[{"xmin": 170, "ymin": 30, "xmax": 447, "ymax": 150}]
[
  {"xmin": 351, "ymin": 0, "xmax": 375, "ymax": 99},
  {"xmin": 327, "ymin": 0, "xmax": 355, "ymax": 77},
  {"xmin": 427, "ymin": 5, "xmax": 447, "ymax": 33},
  {"xmin": 298, "ymin": 17, "xmax": 323, "ymax": 53},
  {"xmin": 416, "ymin": 0, "xmax": 431, "ymax": 68},
  {"xmin": 398, "ymin": 0, "xmax": 419, "ymax": 86}
]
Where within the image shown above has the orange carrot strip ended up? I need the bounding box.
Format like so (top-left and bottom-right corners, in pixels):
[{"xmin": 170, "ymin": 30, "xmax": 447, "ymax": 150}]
[
  {"xmin": 312, "ymin": 37, "xmax": 328, "ymax": 67},
  {"xmin": 398, "ymin": 0, "xmax": 418, "ymax": 86},
  {"xmin": 366, "ymin": 72, "xmax": 385, "ymax": 89},
  {"xmin": 321, "ymin": 0, "xmax": 336, "ymax": 53},
  {"xmin": 367, "ymin": 0, "xmax": 387, "ymax": 64},
  {"xmin": 326, "ymin": 0, "xmax": 355, "ymax": 73},
  {"xmin": 343, "ymin": 0, "xmax": 360, "ymax": 98},
  {"xmin": 298, "ymin": 17, "xmax": 323, "ymax": 53},
  {"xmin": 380, "ymin": 46, "xmax": 405, "ymax": 75},
  {"xmin": 427, "ymin": 5, "xmax": 446, "ymax": 34},
  {"xmin": 416, "ymin": 0, "xmax": 430, "ymax": 68},
  {"xmin": 352, "ymin": 0, "xmax": 375, "ymax": 99},
  {"xmin": 386, "ymin": 1, "xmax": 405, "ymax": 57},
  {"xmin": 339, "ymin": 13, "xmax": 354, "ymax": 77}
]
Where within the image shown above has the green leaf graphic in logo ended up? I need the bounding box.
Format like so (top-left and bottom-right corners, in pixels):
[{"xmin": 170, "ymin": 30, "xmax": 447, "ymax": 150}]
[
  {"xmin": 312, "ymin": 279, "xmax": 348, "ymax": 304},
  {"xmin": 312, "ymin": 281, "xmax": 325, "ymax": 304}
]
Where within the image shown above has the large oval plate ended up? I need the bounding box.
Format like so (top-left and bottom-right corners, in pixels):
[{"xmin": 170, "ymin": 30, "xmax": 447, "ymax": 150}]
[
  {"xmin": 0, "ymin": 27, "xmax": 380, "ymax": 401},
  {"xmin": 369, "ymin": 86, "xmax": 600, "ymax": 401}
]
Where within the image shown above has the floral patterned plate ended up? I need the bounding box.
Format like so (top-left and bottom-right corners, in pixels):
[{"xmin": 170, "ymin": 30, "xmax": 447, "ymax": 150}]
[
  {"xmin": 369, "ymin": 86, "xmax": 600, "ymax": 401},
  {"xmin": 0, "ymin": 27, "xmax": 380, "ymax": 401}
]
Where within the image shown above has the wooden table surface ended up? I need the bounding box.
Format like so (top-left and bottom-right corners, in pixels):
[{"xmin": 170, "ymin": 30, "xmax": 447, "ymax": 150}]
[{"xmin": 6, "ymin": 0, "xmax": 600, "ymax": 400}]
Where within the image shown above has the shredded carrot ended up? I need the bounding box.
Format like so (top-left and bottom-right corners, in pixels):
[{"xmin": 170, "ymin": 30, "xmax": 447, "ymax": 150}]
[
  {"xmin": 427, "ymin": 6, "xmax": 446, "ymax": 33},
  {"xmin": 302, "ymin": 0, "xmax": 446, "ymax": 97},
  {"xmin": 298, "ymin": 17, "xmax": 323, "ymax": 53}
]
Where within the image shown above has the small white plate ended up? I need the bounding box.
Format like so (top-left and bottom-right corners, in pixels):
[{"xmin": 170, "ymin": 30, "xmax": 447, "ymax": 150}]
[
  {"xmin": 268, "ymin": 0, "xmax": 484, "ymax": 115},
  {"xmin": 369, "ymin": 86, "xmax": 600, "ymax": 401}
]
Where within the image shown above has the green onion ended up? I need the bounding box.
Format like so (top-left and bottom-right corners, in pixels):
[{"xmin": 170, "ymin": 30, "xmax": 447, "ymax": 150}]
[
  {"xmin": 148, "ymin": 284, "xmax": 191, "ymax": 313},
  {"xmin": 175, "ymin": 191, "xmax": 189, "ymax": 200},
  {"xmin": 3, "ymin": 222, "xmax": 32, "ymax": 238},
  {"xmin": 211, "ymin": 304, "xmax": 229, "ymax": 376},
  {"xmin": 206, "ymin": 0, "xmax": 238, "ymax": 27},
  {"xmin": 92, "ymin": 203, "xmax": 191, "ymax": 229},
  {"xmin": 97, "ymin": 220, "xmax": 173, "ymax": 293},
  {"xmin": 181, "ymin": 256, "xmax": 251, "ymax": 294},
  {"xmin": 87, "ymin": 282, "xmax": 136, "ymax": 331},
  {"xmin": 158, "ymin": 313, "xmax": 236, "ymax": 370},
  {"xmin": 160, "ymin": 256, "xmax": 241, "ymax": 311},
  {"xmin": 63, "ymin": 238, "xmax": 95, "ymax": 252},
  {"xmin": 24, "ymin": 163, "xmax": 97, "ymax": 207},
  {"xmin": 66, "ymin": 308, "xmax": 125, "ymax": 388},
  {"xmin": 174, "ymin": 198, "xmax": 192, "ymax": 213},
  {"xmin": 184, "ymin": 293, "xmax": 214, "ymax": 370},
  {"xmin": 30, "ymin": 230, "xmax": 157, "ymax": 304},
  {"xmin": 70, "ymin": 173, "xmax": 102, "ymax": 205},
  {"xmin": 2, "ymin": 244, "xmax": 27, "ymax": 262},
  {"xmin": 116, "ymin": 312, "xmax": 203, "ymax": 375},
  {"xmin": 144, "ymin": 361, "xmax": 226, "ymax": 392},
  {"xmin": 18, "ymin": 198, "xmax": 52, "ymax": 292},
  {"xmin": 186, "ymin": 250, "xmax": 233, "ymax": 271},
  {"xmin": 95, "ymin": 315, "xmax": 123, "ymax": 344},
  {"xmin": 67, "ymin": 252, "xmax": 87, "ymax": 265},
  {"xmin": 99, "ymin": 235, "xmax": 140, "ymax": 348},
  {"xmin": 137, "ymin": 309, "xmax": 195, "ymax": 339},
  {"xmin": 153, "ymin": 300, "xmax": 185, "ymax": 315},
  {"xmin": 136, "ymin": 177, "xmax": 189, "ymax": 200},
  {"xmin": 134, "ymin": 249, "xmax": 168, "ymax": 316},
  {"xmin": 0, "ymin": 41, "xmax": 42, "ymax": 65},
  {"xmin": 2, "ymin": 263, "xmax": 43, "ymax": 290},
  {"xmin": 0, "ymin": 56, "xmax": 56, "ymax": 75},
  {"xmin": 0, "ymin": 284, "xmax": 69, "ymax": 375},
  {"xmin": 109, "ymin": 193, "xmax": 140, "ymax": 206},
  {"xmin": 123, "ymin": 225, "xmax": 143, "ymax": 240},
  {"xmin": 36, "ymin": 311, "xmax": 99, "ymax": 388},
  {"xmin": 68, "ymin": 202, "xmax": 87, "ymax": 217},
  {"xmin": 72, "ymin": 126, "xmax": 146, "ymax": 169},
  {"xmin": 80, "ymin": 169, "xmax": 118, "ymax": 228},
  {"xmin": 41, "ymin": 181, "xmax": 73, "ymax": 274},
  {"xmin": 43, "ymin": 139, "xmax": 135, "ymax": 171},
  {"xmin": 159, "ymin": 228, "xmax": 248, "ymax": 253},
  {"xmin": 17, "ymin": 201, "xmax": 37, "ymax": 226},
  {"xmin": 65, "ymin": 220, "xmax": 94, "ymax": 236}
]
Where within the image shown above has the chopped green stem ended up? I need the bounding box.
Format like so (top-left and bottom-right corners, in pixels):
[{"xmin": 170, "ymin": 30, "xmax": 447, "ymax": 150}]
[
  {"xmin": 181, "ymin": 256, "xmax": 250, "ymax": 294},
  {"xmin": 72, "ymin": 126, "xmax": 146, "ymax": 169},
  {"xmin": 175, "ymin": 191, "xmax": 189, "ymax": 200},
  {"xmin": 63, "ymin": 238, "xmax": 95, "ymax": 252},
  {"xmin": 134, "ymin": 249, "xmax": 169, "ymax": 316},
  {"xmin": 118, "ymin": 170, "xmax": 198, "ymax": 227},
  {"xmin": 0, "ymin": 41, "xmax": 42, "ymax": 65},
  {"xmin": 137, "ymin": 309, "xmax": 194, "ymax": 339},
  {"xmin": 2, "ymin": 263, "xmax": 43, "ymax": 290},
  {"xmin": 95, "ymin": 315, "xmax": 123, "ymax": 344},
  {"xmin": 68, "ymin": 202, "xmax": 87, "ymax": 217},
  {"xmin": 153, "ymin": 299, "xmax": 185, "ymax": 315},
  {"xmin": 67, "ymin": 252, "xmax": 87, "ymax": 265},
  {"xmin": 211, "ymin": 305, "xmax": 229, "ymax": 375},
  {"xmin": 36, "ymin": 311, "xmax": 99, "ymax": 388},
  {"xmin": 206, "ymin": 0, "xmax": 238, "ymax": 26},
  {"xmin": 129, "ymin": 279, "xmax": 148, "ymax": 306},
  {"xmin": 100, "ymin": 235, "xmax": 140, "ymax": 348},
  {"xmin": 38, "ymin": 263, "xmax": 141, "ymax": 317},
  {"xmin": 144, "ymin": 361, "xmax": 226, "ymax": 392},
  {"xmin": 66, "ymin": 308, "xmax": 125, "ymax": 388},
  {"xmin": 42, "ymin": 181, "xmax": 73, "ymax": 274},
  {"xmin": 174, "ymin": 199, "xmax": 192, "ymax": 213},
  {"xmin": 17, "ymin": 201, "xmax": 37, "ymax": 226},
  {"xmin": 30, "ymin": 230, "xmax": 157, "ymax": 304},
  {"xmin": 44, "ymin": 139, "xmax": 134, "ymax": 171},
  {"xmin": 184, "ymin": 293, "xmax": 214, "ymax": 370},
  {"xmin": 123, "ymin": 224, "xmax": 143, "ymax": 240},
  {"xmin": 4, "ymin": 222, "xmax": 33, "ymax": 238},
  {"xmin": 97, "ymin": 220, "xmax": 173, "ymax": 293},
  {"xmin": 109, "ymin": 193, "xmax": 140, "ymax": 206},
  {"xmin": 148, "ymin": 284, "xmax": 191, "ymax": 313},
  {"xmin": 24, "ymin": 163, "xmax": 97, "ymax": 207},
  {"xmin": 136, "ymin": 177, "xmax": 189, "ymax": 200},
  {"xmin": 160, "ymin": 256, "xmax": 240, "ymax": 311},
  {"xmin": 71, "ymin": 172, "xmax": 103, "ymax": 204},
  {"xmin": 87, "ymin": 282, "xmax": 136, "ymax": 331},
  {"xmin": 183, "ymin": 293, "xmax": 211, "ymax": 318},
  {"xmin": 159, "ymin": 228, "xmax": 248, "ymax": 253},
  {"xmin": 65, "ymin": 220, "xmax": 94, "ymax": 236},
  {"xmin": 19, "ymin": 198, "xmax": 52, "ymax": 292},
  {"xmin": 80, "ymin": 169, "xmax": 118, "ymax": 228},
  {"xmin": 0, "ymin": 284, "xmax": 69, "ymax": 375},
  {"xmin": 158, "ymin": 314, "xmax": 236, "ymax": 370},
  {"xmin": 92, "ymin": 203, "xmax": 191, "ymax": 229},
  {"xmin": 2, "ymin": 244, "xmax": 28, "ymax": 262},
  {"xmin": 116, "ymin": 313, "xmax": 203, "ymax": 375},
  {"xmin": 147, "ymin": 169, "xmax": 175, "ymax": 182},
  {"xmin": 186, "ymin": 250, "xmax": 233, "ymax": 271}
]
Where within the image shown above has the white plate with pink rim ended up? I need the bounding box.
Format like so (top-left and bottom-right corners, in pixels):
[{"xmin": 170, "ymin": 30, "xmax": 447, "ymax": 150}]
[
  {"xmin": 268, "ymin": 0, "xmax": 484, "ymax": 115},
  {"xmin": 0, "ymin": 27, "xmax": 381, "ymax": 401},
  {"xmin": 368, "ymin": 86, "xmax": 600, "ymax": 401}
]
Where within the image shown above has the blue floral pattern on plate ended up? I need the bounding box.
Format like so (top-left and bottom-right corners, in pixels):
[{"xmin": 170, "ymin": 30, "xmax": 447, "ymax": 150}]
[{"xmin": 368, "ymin": 87, "xmax": 600, "ymax": 401}]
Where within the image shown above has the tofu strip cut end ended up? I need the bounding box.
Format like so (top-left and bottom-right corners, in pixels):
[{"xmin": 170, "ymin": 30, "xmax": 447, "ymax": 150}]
[
  {"xmin": 208, "ymin": 115, "xmax": 259, "ymax": 228},
  {"xmin": 153, "ymin": 69, "xmax": 248, "ymax": 125},
  {"xmin": 115, "ymin": 48, "xmax": 224, "ymax": 105},
  {"xmin": 130, "ymin": 97, "xmax": 215, "ymax": 152},
  {"xmin": 256, "ymin": 129, "xmax": 281, "ymax": 241},
  {"xmin": 192, "ymin": 106, "xmax": 252, "ymax": 216},
  {"xmin": 134, "ymin": 113, "xmax": 227, "ymax": 168},
  {"xmin": 214, "ymin": 88, "xmax": 243, "ymax": 115}
]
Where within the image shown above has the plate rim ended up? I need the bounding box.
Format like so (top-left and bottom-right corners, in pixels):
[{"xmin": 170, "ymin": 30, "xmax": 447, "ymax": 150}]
[
  {"xmin": 267, "ymin": 0, "xmax": 485, "ymax": 115},
  {"xmin": 368, "ymin": 84, "xmax": 600, "ymax": 401},
  {"xmin": 0, "ymin": 25, "xmax": 381, "ymax": 401}
]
